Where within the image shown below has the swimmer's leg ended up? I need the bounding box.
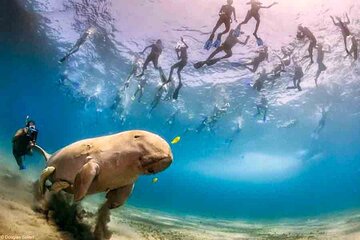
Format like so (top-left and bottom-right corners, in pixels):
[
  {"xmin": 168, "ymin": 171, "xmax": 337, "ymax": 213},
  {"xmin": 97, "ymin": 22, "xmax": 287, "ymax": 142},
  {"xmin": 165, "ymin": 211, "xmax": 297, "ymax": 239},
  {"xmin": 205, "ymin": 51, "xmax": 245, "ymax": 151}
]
[
  {"xmin": 253, "ymin": 13, "xmax": 260, "ymax": 38},
  {"xmin": 237, "ymin": 11, "xmax": 252, "ymax": 28},
  {"xmin": 343, "ymin": 36, "xmax": 350, "ymax": 54},
  {"xmin": 210, "ymin": 18, "xmax": 224, "ymax": 40},
  {"xmin": 138, "ymin": 55, "xmax": 152, "ymax": 77},
  {"xmin": 206, "ymin": 46, "xmax": 224, "ymax": 61},
  {"xmin": 217, "ymin": 19, "xmax": 231, "ymax": 39},
  {"xmin": 173, "ymin": 63, "xmax": 186, "ymax": 100},
  {"xmin": 14, "ymin": 154, "xmax": 25, "ymax": 170}
]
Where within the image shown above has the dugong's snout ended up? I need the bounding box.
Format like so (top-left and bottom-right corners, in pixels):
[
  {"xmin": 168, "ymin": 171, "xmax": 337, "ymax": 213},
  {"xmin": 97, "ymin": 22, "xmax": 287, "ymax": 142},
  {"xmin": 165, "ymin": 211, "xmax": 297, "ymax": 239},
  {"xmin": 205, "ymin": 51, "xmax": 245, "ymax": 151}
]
[{"xmin": 142, "ymin": 154, "xmax": 173, "ymax": 175}]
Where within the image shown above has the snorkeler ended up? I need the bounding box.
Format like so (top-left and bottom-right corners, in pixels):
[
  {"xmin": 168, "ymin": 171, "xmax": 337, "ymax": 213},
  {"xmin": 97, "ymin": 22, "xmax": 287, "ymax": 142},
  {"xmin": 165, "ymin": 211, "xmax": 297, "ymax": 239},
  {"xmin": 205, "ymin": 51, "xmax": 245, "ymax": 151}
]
[
  {"xmin": 131, "ymin": 77, "xmax": 147, "ymax": 102},
  {"xmin": 149, "ymin": 67, "xmax": 169, "ymax": 113},
  {"xmin": 137, "ymin": 40, "xmax": 164, "ymax": 77},
  {"xmin": 196, "ymin": 103, "xmax": 230, "ymax": 133},
  {"xmin": 297, "ymin": 25, "xmax": 317, "ymax": 64},
  {"xmin": 204, "ymin": 0, "xmax": 237, "ymax": 50},
  {"xmin": 252, "ymin": 68, "xmax": 269, "ymax": 91},
  {"xmin": 287, "ymin": 57, "xmax": 303, "ymax": 91},
  {"xmin": 195, "ymin": 30, "xmax": 250, "ymax": 69},
  {"xmin": 254, "ymin": 96, "xmax": 268, "ymax": 122},
  {"xmin": 234, "ymin": 0, "xmax": 278, "ymax": 41},
  {"xmin": 235, "ymin": 45, "xmax": 268, "ymax": 73},
  {"xmin": 314, "ymin": 43, "xmax": 331, "ymax": 87},
  {"xmin": 271, "ymin": 46, "xmax": 293, "ymax": 74},
  {"xmin": 12, "ymin": 117, "xmax": 38, "ymax": 170},
  {"xmin": 312, "ymin": 106, "xmax": 330, "ymax": 138},
  {"xmin": 347, "ymin": 35, "xmax": 358, "ymax": 61},
  {"xmin": 168, "ymin": 37, "xmax": 188, "ymax": 100},
  {"xmin": 225, "ymin": 116, "xmax": 243, "ymax": 147},
  {"xmin": 330, "ymin": 14, "xmax": 351, "ymax": 54},
  {"xmin": 59, "ymin": 27, "xmax": 95, "ymax": 63},
  {"xmin": 124, "ymin": 55, "xmax": 142, "ymax": 89}
]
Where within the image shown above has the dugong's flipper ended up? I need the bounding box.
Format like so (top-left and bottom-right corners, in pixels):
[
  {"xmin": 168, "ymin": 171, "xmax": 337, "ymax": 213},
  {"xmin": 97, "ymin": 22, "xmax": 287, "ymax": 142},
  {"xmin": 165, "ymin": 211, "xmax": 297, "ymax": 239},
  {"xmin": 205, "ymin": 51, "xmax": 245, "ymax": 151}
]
[
  {"xmin": 39, "ymin": 166, "xmax": 55, "ymax": 194},
  {"xmin": 73, "ymin": 161, "xmax": 100, "ymax": 202},
  {"xmin": 106, "ymin": 184, "xmax": 134, "ymax": 209},
  {"xmin": 51, "ymin": 181, "xmax": 70, "ymax": 193}
]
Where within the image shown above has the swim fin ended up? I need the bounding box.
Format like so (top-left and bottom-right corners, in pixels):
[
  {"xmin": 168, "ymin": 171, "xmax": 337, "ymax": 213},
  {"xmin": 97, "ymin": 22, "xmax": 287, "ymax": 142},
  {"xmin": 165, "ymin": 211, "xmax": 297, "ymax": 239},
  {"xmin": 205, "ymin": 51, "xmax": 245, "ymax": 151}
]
[
  {"xmin": 206, "ymin": 58, "xmax": 220, "ymax": 66},
  {"xmin": 204, "ymin": 39, "xmax": 213, "ymax": 50},
  {"xmin": 194, "ymin": 61, "xmax": 206, "ymax": 69},
  {"xmin": 231, "ymin": 62, "xmax": 243, "ymax": 67},
  {"xmin": 213, "ymin": 38, "xmax": 221, "ymax": 48},
  {"xmin": 234, "ymin": 26, "xmax": 242, "ymax": 37},
  {"xmin": 256, "ymin": 37, "xmax": 264, "ymax": 46}
]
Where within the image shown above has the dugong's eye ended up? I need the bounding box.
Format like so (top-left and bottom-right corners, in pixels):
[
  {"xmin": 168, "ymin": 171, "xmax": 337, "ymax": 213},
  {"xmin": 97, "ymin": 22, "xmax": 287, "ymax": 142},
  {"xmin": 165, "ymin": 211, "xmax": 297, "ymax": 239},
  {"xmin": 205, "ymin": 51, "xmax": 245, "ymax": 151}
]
[{"xmin": 134, "ymin": 135, "xmax": 141, "ymax": 139}]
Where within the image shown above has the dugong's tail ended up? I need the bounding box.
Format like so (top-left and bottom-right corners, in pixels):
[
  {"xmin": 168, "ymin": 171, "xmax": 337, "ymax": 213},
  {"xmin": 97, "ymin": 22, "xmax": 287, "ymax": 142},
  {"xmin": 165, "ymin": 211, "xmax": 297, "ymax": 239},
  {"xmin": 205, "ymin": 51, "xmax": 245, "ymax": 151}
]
[{"xmin": 32, "ymin": 145, "xmax": 51, "ymax": 162}]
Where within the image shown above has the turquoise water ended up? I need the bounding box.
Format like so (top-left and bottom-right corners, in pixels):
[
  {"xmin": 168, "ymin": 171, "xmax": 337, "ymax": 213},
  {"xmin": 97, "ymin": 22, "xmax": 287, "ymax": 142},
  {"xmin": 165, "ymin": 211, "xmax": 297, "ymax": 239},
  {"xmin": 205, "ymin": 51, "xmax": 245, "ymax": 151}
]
[{"xmin": 1, "ymin": 0, "xmax": 360, "ymax": 221}]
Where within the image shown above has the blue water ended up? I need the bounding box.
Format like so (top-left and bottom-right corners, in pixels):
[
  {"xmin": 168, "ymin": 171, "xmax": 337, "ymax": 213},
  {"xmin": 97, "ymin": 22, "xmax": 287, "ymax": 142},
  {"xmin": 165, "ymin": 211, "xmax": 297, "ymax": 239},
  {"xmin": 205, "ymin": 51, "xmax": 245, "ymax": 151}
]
[{"xmin": 1, "ymin": 0, "xmax": 360, "ymax": 221}]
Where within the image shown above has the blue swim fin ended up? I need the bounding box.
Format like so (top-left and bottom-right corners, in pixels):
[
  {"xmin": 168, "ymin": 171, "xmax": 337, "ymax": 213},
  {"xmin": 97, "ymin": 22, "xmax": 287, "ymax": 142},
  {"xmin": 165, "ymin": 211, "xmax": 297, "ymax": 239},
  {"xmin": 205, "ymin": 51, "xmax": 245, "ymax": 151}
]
[
  {"xmin": 213, "ymin": 38, "xmax": 221, "ymax": 48},
  {"xmin": 256, "ymin": 37, "xmax": 264, "ymax": 46},
  {"xmin": 204, "ymin": 39, "xmax": 213, "ymax": 50},
  {"xmin": 234, "ymin": 26, "xmax": 242, "ymax": 37}
]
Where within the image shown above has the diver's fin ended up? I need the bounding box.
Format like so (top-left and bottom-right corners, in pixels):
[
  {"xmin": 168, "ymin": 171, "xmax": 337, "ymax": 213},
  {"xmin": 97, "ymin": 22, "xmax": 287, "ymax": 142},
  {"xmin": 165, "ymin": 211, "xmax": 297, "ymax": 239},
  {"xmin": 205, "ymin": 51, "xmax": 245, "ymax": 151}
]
[
  {"xmin": 194, "ymin": 61, "xmax": 206, "ymax": 69},
  {"xmin": 231, "ymin": 62, "xmax": 243, "ymax": 67},
  {"xmin": 206, "ymin": 58, "xmax": 221, "ymax": 66},
  {"xmin": 204, "ymin": 39, "xmax": 213, "ymax": 50},
  {"xmin": 106, "ymin": 184, "xmax": 134, "ymax": 209},
  {"xmin": 39, "ymin": 166, "xmax": 55, "ymax": 195},
  {"xmin": 32, "ymin": 145, "xmax": 51, "ymax": 162},
  {"xmin": 256, "ymin": 37, "xmax": 264, "ymax": 46},
  {"xmin": 73, "ymin": 161, "xmax": 100, "ymax": 201},
  {"xmin": 213, "ymin": 38, "xmax": 221, "ymax": 48}
]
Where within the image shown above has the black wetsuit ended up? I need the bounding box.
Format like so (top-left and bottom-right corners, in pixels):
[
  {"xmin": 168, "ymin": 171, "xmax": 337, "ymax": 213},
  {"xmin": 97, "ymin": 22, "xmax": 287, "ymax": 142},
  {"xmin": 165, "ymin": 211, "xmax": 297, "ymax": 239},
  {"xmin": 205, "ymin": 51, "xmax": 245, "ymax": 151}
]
[
  {"xmin": 12, "ymin": 128, "xmax": 38, "ymax": 168},
  {"xmin": 209, "ymin": 4, "xmax": 235, "ymax": 40},
  {"xmin": 143, "ymin": 44, "xmax": 162, "ymax": 70}
]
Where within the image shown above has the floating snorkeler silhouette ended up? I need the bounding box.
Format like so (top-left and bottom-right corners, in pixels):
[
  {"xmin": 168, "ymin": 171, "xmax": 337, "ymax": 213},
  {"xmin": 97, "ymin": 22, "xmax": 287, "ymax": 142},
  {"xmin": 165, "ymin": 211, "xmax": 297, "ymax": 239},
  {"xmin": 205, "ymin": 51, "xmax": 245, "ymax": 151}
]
[
  {"xmin": 195, "ymin": 103, "xmax": 230, "ymax": 133},
  {"xmin": 195, "ymin": 30, "xmax": 249, "ymax": 69},
  {"xmin": 204, "ymin": 0, "xmax": 237, "ymax": 50},
  {"xmin": 233, "ymin": 45, "xmax": 268, "ymax": 73},
  {"xmin": 347, "ymin": 35, "xmax": 358, "ymax": 61},
  {"xmin": 59, "ymin": 27, "xmax": 95, "ymax": 63},
  {"xmin": 137, "ymin": 40, "xmax": 164, "ymax": 77},
  {"xmin": 287, "ymin": 57, "xmax": 304, "ymax": 91},
  {"xmin": 314, "ymin": 43, "xmax": 331, "ymax": 87},
  {"xmin": 124, "ymin": 55, "xmax": 142, "ymax": 89},
  {"xmin": 234, "ymin": 0, "xmax": 278, "ymax": 45},
  {"xmin": 254, "ymin": 96, "xmax": 268, "ymax": 122},
  {"xmin": 330, "ymin": 14, "xmax": 351, "ymax": 54},
  {"xmin": 297, "ymin": 25, "xmax": 317, "ymax": 64}
]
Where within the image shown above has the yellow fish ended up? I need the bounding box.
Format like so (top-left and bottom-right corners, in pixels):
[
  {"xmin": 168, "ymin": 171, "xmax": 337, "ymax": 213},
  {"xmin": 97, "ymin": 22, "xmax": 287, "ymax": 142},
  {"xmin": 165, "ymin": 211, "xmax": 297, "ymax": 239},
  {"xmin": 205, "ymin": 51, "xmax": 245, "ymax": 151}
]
[
  {"xmin": 171, "ymin": 136, "xmax": 181, "ymax": 144},
  {"xmin": 152, "ymin": 177, "xmax": 158, "ymax": 183}
]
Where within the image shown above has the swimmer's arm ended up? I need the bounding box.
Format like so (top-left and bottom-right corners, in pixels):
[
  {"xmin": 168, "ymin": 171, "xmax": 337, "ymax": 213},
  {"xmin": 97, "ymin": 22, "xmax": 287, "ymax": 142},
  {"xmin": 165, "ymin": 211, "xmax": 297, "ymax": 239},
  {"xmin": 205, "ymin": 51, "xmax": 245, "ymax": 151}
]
[
  {"xmin": 330, "ymin": 16, "xmax": 338, "ymax": 26},
  {"xmin": 261, "ymin": 2, "xmax": 277, "ymax": 8},
  {"xmin": 141, "ymin": 45, "xmax": 154, "ymax": 54},
  {"xmin": 233, "ymin": 7, "xmax": 237, "ymax": 22},
  {"xmin": 181, "ymin": 37, "xmax": 189, "ymax": 49},
  {"xmin": 345, "ymin": 13, "xmax": 350, "ymax": 24}
]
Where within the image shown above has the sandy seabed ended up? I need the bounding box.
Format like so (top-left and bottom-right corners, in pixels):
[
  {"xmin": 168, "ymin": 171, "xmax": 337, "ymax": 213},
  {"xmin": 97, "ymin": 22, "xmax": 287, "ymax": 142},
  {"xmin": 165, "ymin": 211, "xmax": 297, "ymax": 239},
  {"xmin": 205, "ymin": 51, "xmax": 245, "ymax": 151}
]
[{"xmin": 0, "ymin": 161, "xmax": 359, "ymax": 240}]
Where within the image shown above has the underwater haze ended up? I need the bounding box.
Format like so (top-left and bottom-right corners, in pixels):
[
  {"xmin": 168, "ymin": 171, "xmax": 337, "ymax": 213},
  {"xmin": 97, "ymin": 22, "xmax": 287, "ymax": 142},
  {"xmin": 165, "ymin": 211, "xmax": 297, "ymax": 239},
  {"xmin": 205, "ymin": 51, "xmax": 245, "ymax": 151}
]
[{"xmin": 1, "ymin": 0, "xmax": 360, "ymax": 238}]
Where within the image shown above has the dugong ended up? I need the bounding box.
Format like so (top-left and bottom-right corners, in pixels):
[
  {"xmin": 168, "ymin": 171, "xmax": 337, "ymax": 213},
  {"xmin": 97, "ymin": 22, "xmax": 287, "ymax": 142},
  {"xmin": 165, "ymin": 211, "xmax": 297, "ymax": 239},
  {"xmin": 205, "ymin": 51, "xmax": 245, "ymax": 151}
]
[{"xmin": 34, "ymin": 130, "xmax": 173, "ymax": 209}]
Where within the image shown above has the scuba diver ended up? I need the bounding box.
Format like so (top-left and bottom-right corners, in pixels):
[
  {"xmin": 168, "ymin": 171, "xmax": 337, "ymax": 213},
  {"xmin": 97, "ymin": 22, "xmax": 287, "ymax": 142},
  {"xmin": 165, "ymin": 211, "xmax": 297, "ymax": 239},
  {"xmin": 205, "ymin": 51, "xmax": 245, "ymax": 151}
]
[
  {"xmin": 330, "ymin": 14, "xmax": 351, "ymax": 54},
  {"xmin": 137, "ymin": 39, "xmax": 164, "ymax": 77},
  {"xmin": 297, "ymin": 25, "xmax": 317, "ymax": 64},
  {"xmin": 162, "ymin": 37, "xmax": 189, "ymax": 100},
  {"xmin": 254, "ymin": 96, "xmax": 268, "ymax": 122},
  {"xmin": 314, "ymin": 43, "xmax": 331, "ymax": 87},
  {"xmin": 234, "ymin": 0, "xmax": 278, "ymax": 45},
  {"xmin": 234, "ymin": 45, "xmax": 268, "ymax": 72},
  {"xmin": 59, "ymin": 27, "xmax": 95, "ymax": 63},
  {"xmin": 287, "ymin": 57, "xmax": 303, "ymax": 91},
  {"xmin": 195, "ymin": 30, "xmax": 250, "ymax": 69},
  {"xmin": 196, "ymin": 103, "xmax": 230, "ymax": 133},
  {"xmin": 204, "ymin": 0, "xmax": 237, "ymax": 50},
  {"xmin": 12, "ymin": 117, "xmax": 38, "ymax": 170}
]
